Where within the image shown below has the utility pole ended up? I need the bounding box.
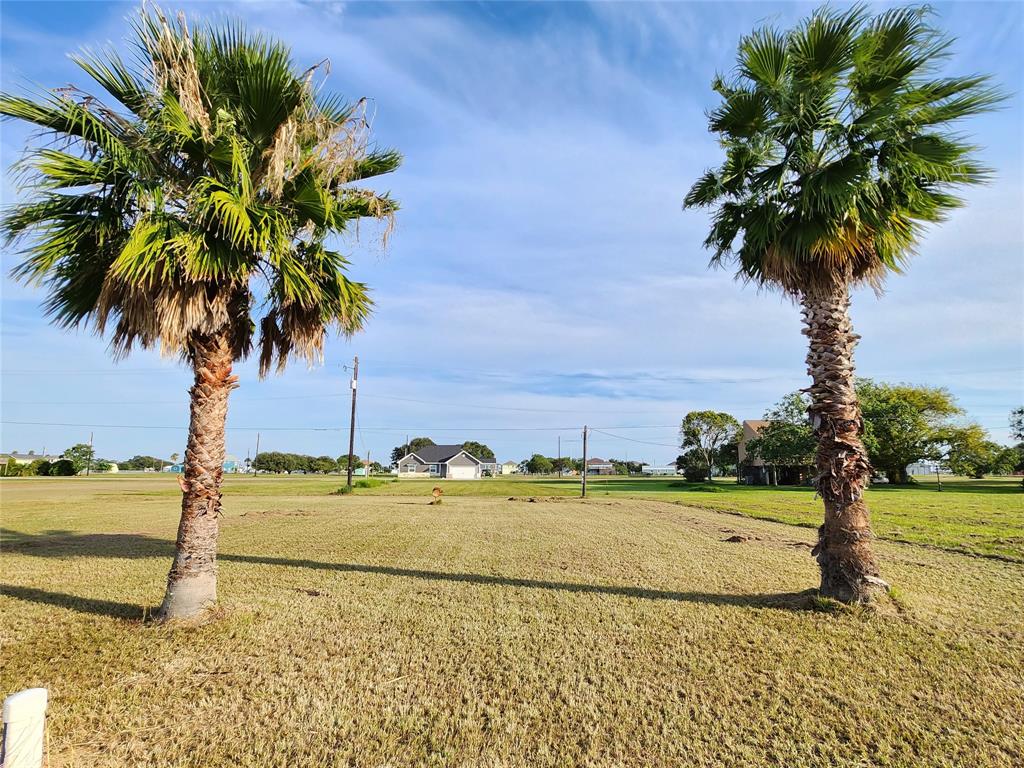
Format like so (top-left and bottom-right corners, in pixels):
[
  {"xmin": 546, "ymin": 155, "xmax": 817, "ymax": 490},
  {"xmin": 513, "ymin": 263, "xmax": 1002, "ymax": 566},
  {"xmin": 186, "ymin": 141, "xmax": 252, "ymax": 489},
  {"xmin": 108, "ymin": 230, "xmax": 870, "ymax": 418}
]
[
  {"xmin": 366, "ymin": 450, "xmax": 371, "ymax": 477},
  {"xmin": 252, "ymin": 432, "xmax": 260, "ymax": 476},
  {"xmin": 85, "ymin": 432, "xmax": 94, "ymax": 476},
  {"xmin": 558, "ymin": 435, "xmax": 561, "ymax": 478},
  {"xmin": 581, "ymin": 425, "xmax": 588, "ymax": 498},
  {"xmin": 346, "ymin": 356, "xmax": 359, "ymax": 488}
]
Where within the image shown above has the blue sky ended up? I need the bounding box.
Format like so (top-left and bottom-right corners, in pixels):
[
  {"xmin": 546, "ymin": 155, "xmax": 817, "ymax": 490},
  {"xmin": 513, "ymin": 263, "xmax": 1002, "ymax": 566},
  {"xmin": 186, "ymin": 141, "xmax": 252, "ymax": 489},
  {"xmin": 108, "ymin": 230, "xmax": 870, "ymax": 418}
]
[{"xmin": 1, "ymin": 0, "xmax": 1022, "ymax": 465}]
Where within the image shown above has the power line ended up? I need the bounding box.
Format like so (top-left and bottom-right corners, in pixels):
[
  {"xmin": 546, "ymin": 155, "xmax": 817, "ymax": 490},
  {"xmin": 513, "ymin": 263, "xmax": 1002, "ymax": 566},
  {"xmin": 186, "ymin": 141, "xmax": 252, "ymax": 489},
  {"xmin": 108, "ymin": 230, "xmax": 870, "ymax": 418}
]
[{"xmin": 589, "ymin": 428, "xmax": 681, "ymax": 449}]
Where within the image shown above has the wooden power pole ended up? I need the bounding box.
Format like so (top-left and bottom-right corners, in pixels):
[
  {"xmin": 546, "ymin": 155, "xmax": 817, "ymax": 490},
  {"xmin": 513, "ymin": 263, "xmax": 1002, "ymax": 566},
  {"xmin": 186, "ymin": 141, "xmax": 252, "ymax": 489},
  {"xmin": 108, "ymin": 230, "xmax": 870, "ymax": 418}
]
[
  {"xmin": 346, "ymin": 356, "xmax": 359, "ymax": 488},
  {"xmin": 581, "ymin": 425, "xmax": 588, "ymax": 498},
  {"xmin": 252, "ymin": 432, "xmax": 260, "ymax": 476},
  {"xmin": 86, "ymin": 431, "xmax": 94, "ymax": 476}
]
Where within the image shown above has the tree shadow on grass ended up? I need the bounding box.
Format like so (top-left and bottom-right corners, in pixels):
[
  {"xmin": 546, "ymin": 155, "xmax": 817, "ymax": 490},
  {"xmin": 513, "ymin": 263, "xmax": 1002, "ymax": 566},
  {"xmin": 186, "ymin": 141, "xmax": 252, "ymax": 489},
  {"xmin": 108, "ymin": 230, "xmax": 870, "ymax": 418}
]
[
  {"xmin": 0, "ymin": 584, "xmax": 150, "ymax": 620},
  {"xmin": 1, "ymin": 528, "xmax": 821, "ymax": 616}
]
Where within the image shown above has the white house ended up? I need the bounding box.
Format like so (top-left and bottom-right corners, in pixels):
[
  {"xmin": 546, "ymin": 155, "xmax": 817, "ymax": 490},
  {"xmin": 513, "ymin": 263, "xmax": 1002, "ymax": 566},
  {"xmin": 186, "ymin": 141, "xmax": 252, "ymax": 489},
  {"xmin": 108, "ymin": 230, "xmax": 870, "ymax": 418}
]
[
  {"xmin": 396, "ymin": 445, "xmax": 484, "ymax": 480},
  {"xmin": 500, "ymin": 461, "xmax": 519, "ymax": 475},
  {"xmin": 641, "ymin": 464, "xmax": 678, "ymax": 476}
]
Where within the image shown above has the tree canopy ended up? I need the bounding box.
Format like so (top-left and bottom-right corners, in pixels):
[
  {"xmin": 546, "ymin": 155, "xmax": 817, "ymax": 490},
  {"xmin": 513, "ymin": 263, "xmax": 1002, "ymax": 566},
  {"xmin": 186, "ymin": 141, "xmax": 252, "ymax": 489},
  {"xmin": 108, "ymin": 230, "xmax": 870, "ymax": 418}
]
[
  {"xmin": 858, "ymin": 380, "xmax": 961, "ymax": 482},
  {"xmin": 684, "ymin": 5, "xmax": 1003, "ymax": 298},
  {"xmin": 1, "ymin": 6, "xmax": 400, "ymax": 375},
  {"xmin": 746, "ymin": 392, "xmax": 817, "ymax": 470},
  {"xmin": 460, "ymin": 441, "xmax": 495, "ymax": 462},
  {"xmin": 679, "ymin": 411, "xmax": 740, "ymax": 481},
  {"xmin": 61, "ymin": 443, "xmax": 95, "ymax": 474},
  {"xmin": 391, "ymin": 437, "xmax": 435, "ymax": 465}
]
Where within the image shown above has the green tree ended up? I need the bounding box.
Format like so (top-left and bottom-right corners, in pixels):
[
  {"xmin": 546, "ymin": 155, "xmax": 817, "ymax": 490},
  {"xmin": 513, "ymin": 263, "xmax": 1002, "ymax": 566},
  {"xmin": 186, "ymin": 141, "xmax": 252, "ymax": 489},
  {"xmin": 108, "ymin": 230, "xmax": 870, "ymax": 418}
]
[
  {"xmin": 1, "ymin": 9, "xmax": 400, "ymax": 619},
  {"xmin": 460, "ymin": 441, "xmax": 495, "ymax": 461},
  {"xmin": 943, "ymin": 425, "xmax": 1017, "ymax": 478},
  {"xmin": 857, "ymin": 381, "xmax": 962, "ymax": 483},
  {"xmin": 27, "ymin": 459, "xmax": 53, "ymax": 476},
  {"xmin": 550, "ymin": 457, "xmax": 571, "ymax": 475},
  {"xmin": 309, "ymin": 456, "xmax": 337, "ymax": 474},
  {"xmin": 746, "ymin": 393, "xmax": 816, "ymax": 481},
  {"xmin": 675, "ymin": 450, "xmax": 711, "ymax": 482},
  {"xmin": 254, "ymin": 451, "xmax": 290, "ymax": 473},
  {"xmin": 61, "ymin": 443, "xmax": 95, "ymax": 474},
  {"xmin": 49, "ymin": 459, "xmax": 76, "ymax": 476},
  {"xmin": 685, "ymin": 6, "xmax": 1002, "ymax": 602},
  {"xmin": 121, "ymin": 455, "xmax": 165, "ymax": 471},
  {"xmin": 391, "ymin": 437, "xmax": 435, "ymax": 465},
  {"xmin": 337, "ymin": 455, "xmax": 364, "ymax": 471},
  {"xmin": 524, "ymin": 454, "xmax": 554, "ymax": 474},
  {"xmin": 679, "ymin": 411, "xmax": 740, "ymax": 482},
  {"xmin": 1011, "ymin": 408, "xmax": 1024, "ymax": 442}
]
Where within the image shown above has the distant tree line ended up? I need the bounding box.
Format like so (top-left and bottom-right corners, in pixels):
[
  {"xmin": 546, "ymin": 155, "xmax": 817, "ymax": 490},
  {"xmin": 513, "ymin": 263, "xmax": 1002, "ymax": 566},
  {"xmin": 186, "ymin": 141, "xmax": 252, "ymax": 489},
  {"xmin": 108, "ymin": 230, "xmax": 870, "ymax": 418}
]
[{"xmin": 252, "ymin": 452, "xmax": 384, "ymax": 474}]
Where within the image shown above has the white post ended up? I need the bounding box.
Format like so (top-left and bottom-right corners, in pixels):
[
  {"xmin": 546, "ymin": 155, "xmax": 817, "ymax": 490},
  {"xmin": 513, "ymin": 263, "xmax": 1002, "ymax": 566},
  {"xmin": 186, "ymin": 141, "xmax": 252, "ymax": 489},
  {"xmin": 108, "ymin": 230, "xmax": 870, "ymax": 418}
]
[{"xmin": 2, "ymin": 688, "xmax": 48, "ymax": 768}]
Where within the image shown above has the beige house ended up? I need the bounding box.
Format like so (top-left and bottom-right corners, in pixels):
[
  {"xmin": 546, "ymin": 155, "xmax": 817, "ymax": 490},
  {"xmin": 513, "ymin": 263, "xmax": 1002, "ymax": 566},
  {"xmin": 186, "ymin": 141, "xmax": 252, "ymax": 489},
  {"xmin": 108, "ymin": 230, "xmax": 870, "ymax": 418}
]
[
  {"xmin": 500, "ymin": 461, "xmax": 519, "ymax": 475},
  {"xmin": 737, "ymin": 420, "xmax": 769, "ymax": 467}
]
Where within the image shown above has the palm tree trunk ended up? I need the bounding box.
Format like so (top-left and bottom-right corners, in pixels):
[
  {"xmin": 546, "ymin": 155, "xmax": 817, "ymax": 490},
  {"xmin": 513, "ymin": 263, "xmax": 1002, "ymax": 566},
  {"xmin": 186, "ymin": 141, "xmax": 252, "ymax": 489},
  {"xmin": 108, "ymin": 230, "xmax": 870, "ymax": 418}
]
[
  {"xmin": 158, "ymin": 331, "xmax": 237, "ymax": 620},
  {"xmin": 802, "ymin": 286, "xmax": 887, "ymax": 603}
]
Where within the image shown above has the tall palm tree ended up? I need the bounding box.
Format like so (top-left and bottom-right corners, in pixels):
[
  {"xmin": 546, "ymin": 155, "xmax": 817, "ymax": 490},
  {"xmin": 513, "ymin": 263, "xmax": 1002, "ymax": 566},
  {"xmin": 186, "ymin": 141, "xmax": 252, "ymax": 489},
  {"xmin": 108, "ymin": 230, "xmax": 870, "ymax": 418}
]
[
  {"xmin": 2, "ymin": 7, "xmax": 400, "ymax": 619},
  {"xmin": 684, "ymin": 6, "xmax": 1002, "ymax": 602}
]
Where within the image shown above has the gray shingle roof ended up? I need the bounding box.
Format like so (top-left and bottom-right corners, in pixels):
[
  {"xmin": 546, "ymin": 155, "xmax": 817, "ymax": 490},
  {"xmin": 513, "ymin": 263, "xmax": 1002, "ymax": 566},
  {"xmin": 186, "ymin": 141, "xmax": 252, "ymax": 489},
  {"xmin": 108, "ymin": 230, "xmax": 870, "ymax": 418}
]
[{"xmin": 411, "ymin": 444, "xmax": 466, "ymax": 463}]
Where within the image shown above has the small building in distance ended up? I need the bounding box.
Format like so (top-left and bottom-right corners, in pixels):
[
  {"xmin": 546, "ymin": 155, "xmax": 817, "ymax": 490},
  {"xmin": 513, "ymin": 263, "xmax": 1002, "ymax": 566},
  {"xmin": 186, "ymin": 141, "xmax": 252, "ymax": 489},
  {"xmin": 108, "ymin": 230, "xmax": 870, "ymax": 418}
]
[
  {"xmin": 641, "ymin": 464, "xmax": 678, "ymax": 476},
  {"xmin": 907, "ymin": 460, "xmax": 950, "ymax": 476},
  {"xmin": 585, "ymin": 458, "xmax": 615, "ymax": 475},
  {"xmin": 163, "ymin": 455, "xmax": 242, "ymax": 474},
  {"xmin": 500, "ymin": 460, "xmax": 519, "ymax": 475}
]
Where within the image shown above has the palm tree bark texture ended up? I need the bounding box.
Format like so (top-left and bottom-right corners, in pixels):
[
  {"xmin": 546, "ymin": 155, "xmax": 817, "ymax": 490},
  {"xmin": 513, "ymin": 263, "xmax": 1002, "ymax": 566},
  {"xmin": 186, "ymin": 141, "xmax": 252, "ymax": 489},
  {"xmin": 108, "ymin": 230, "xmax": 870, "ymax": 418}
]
[
  {"xmin": 159, "ymin": 331, "xmax": 238, "ymax": 620},
  {"xmin": 802, "ymin": 286, "xmax": 887, "ymax": 603}
]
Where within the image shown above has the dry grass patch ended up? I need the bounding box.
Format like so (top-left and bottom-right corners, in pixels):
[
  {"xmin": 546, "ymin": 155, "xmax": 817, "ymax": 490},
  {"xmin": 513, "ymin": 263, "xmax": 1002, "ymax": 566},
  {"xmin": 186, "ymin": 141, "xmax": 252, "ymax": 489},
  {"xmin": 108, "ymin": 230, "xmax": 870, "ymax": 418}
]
[{"xmin": 1, "ymin": 478, "xmax": 1022, "ymax": 767}]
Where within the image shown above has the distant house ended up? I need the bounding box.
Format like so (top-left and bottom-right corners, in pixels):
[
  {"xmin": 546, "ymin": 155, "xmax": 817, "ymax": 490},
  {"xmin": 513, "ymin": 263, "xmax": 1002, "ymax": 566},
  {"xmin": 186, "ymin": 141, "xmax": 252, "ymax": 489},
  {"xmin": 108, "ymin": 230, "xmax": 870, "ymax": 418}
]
[
  {"xmin": 0, "ymin": 450, "xmax": 62, "ymax": 470},
  {"xmin": 396, "ymin": 444, "xmax": 484, "ymax": 480},
  {"xmin": 738, "ymin": 420, "xmax": 807, "ymax": 485},
  {"xmin": 163, "ymin": 457, "xmax": 240, "ymax": 474},
  {"xmin": 907, "ymin": 460, "xmax": 949, "ymax": 476},
  {"xmin": 500, "ymin": 461, "xmax": 519, "ymax": 475},
  {"xmin": 641, "ymin": 464, "xmax": 678, "ymax": 476},
  {"xmin": 585, "ymin": 458, "xmax": 615, "ymax": 475},
  {"xmin": 478, "ymin": 459, "xmax": 499, "ymax": 476}
]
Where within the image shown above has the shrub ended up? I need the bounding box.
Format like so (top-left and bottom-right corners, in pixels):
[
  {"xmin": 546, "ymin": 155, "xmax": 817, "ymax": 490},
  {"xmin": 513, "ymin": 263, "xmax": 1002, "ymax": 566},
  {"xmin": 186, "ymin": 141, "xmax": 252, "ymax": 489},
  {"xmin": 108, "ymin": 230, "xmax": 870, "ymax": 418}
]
[
  {"xmin": 331, "ymin": 485, "xmax": 353, "ymax": 495},
  {"xmin": 27, "ymin": 459, "xmax": 52, "ymax": 476},
  {"xmin": 682, "ymin": 465, "xmax": 708, "ymax": 482},
  {"xmin": 48, "ymin": 459, "xmax": 76, "ymax": 476}
]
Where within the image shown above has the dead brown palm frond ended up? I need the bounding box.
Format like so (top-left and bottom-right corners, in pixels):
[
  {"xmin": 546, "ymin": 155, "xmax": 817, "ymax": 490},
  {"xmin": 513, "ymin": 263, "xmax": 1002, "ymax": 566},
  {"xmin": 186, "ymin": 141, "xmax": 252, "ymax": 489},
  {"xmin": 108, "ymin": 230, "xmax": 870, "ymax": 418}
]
[{"xmin": 139, "ymin": 4, "xmax": 211, "ymax": 139}]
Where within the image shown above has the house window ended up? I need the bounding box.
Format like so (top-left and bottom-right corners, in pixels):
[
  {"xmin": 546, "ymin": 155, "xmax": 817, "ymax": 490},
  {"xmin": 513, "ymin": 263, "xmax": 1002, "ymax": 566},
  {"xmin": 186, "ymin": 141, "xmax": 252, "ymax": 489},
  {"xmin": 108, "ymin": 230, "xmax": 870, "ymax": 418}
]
[{"xmin": 429, "ymin": 464, "xmax": 439, "ymax": 473}]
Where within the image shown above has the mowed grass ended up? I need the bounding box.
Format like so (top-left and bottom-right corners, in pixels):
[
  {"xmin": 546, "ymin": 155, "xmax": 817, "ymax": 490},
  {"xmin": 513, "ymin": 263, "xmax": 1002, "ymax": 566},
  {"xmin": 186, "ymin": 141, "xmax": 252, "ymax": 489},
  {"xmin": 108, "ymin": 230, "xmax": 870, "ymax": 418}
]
[
  {"xmin": 1, "ymin": 477, "xmax": 1022, "ymax": 767},
  {"xmin": 147, "ymin": 472, "xmax": 1021, "ymax": 561}
]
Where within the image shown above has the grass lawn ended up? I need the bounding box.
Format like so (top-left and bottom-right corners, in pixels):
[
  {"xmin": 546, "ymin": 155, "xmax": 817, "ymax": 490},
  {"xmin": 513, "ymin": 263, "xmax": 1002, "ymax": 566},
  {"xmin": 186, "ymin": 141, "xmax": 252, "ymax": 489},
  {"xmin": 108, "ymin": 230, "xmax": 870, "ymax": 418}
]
[
  {"xmin": 1, "ymin": 476, "xmax": 1022, "ymax": 767},
  {"xmin": 203, "ymin": 472, "xmax": 1023, "ymax": 562}
]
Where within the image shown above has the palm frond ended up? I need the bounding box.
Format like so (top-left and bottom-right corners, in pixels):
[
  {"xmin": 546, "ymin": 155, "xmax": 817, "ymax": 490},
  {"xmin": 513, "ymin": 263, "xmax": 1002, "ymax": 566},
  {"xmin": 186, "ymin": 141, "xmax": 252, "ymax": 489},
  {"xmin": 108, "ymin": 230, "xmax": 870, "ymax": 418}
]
[
  {"xmin": 687, "ymin": 3, "xmax": 1004, "ymax": 298},
  {"xmin": 4, "ymin": 2, "xmax": 400, "ymax": 372}
]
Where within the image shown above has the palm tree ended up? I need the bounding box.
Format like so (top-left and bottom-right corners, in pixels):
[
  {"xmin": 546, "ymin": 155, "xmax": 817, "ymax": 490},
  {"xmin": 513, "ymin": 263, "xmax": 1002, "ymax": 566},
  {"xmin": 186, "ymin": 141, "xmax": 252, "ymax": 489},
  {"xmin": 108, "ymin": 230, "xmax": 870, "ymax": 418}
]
[
  {"xmin": 2, "ymin": 7, "xmax": 400, "ymax": 619},
  {"xmin": 684, "ymin": 6, "xmax": 1002, "ymax": 602}
]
